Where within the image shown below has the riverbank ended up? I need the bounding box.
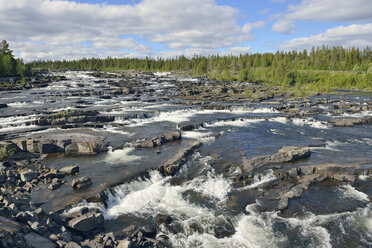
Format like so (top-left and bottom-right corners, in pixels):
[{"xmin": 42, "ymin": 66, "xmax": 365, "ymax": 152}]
[{"xmin": 0, "ymin": 70, "xmax": 371, "ymax": 248}]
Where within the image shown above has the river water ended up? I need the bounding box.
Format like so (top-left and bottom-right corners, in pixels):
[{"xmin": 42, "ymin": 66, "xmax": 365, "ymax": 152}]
[{"xmin": 0, "ymin": 71, "xmax": 371, "ymax": 247}]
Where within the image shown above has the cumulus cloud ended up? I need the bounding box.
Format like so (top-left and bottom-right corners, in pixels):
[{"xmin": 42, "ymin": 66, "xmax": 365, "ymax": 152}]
[
  {"xmin": 279, "ymin": 23, "xmax": 372, "ymax": 50},
  {"xmin": 0, "ymin": 0, "xmax": 262, "ymax": 61},
  {"xmin": 272, "ymin": 0, "xmax": 372, "ymax": 34}
]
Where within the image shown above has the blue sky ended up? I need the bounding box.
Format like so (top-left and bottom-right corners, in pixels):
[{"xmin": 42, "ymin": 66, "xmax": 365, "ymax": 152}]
[{"xmin": 0, "ymin": 0, "xmax": 371, "ymax": 61}]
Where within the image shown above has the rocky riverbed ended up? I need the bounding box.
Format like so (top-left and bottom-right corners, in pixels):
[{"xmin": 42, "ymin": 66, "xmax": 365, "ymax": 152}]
[{"xmin": 0, "ymin": 71, "xmax": 371, "ymax": 248}]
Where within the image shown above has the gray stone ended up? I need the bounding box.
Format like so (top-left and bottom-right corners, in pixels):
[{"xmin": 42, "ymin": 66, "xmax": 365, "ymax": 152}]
[
  {"xmin": 68, "ymin": 212, "xmax": 104, "ymax": 232},
  {"xmin": 244, "ymin": 146, "xmax": 311, "ymax": 172},
  {"xmin": 0, "ymin": 216, "xmax": 23, "ymax": 234},
  {"xmin": 71, "ymin": 177, "xmax": 92, "ymax": 189},
  {"xmin": 20, "ymin": 170, "xmax": 38, "ymax": 182},
  {"xmin": 24, "ymin": 232, "xmax": 56, "ymax": 248},
  {"xmin": 278, "ymin": 197, "xmax": 288, "ymax": 210},
  {"xmin": 60, "ymin": 165, "xmax": 79, "ymax": 175}
]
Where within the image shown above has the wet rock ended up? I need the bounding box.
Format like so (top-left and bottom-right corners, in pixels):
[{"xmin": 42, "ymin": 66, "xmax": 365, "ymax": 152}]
[
  {"xmin": 12, "ymin": 134, "xmax": 107, "ymax": 156},
  {"xmin": 60, "ymin": 165, "xmax": 79, "ymax": 175},
  {"xmin": 140, "ymin": 225, "xmax": 157, "ymax": 238},
  {"xmin": 179, "ymin": 123, "xmax": 204, "ymax": 131},
  {"xmin": 48, "ymin": 178, "xmax": 63, "ymax": 190},
  {"xmin": 278, "ymin": 197, "xmax": 288, "ymax": 210},
  {"xmin": 137, "ymin": 131, "xmax": 181, "ymax": 148},
  {"xmin": 68, "ymin": 212, "xmax": 104, "ymax": 232},
  {"xmin": 71, "ymin": 177, "xmax": 92, "ymax": 189},
  {"xmin": 154, "ymin": 214, "xmax": 172, "ymax": 226},
  {"xmin": 157, "ymin": 141, "xmax": 201, "ymax": 176},
  {"xmin": 329, "ymin": 117, "xmax": 372, "ymax": 127},
  {"xmin": 244, "ymin": 146, "xmax": 311, "ymax": 172},
  {"xmin": 0, "ymin": 103, "xmax": 8, "ymax": 108},
  {"xmin": 24, "ymin": 232, "xmax": 56, "ymax": 248},
  {"xmin": 20, "ymin": 170, "xmax": 38, "ymax": 182}
]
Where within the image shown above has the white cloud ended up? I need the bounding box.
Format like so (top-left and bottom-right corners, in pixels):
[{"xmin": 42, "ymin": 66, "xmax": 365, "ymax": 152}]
[
  {"xmin": 279, "ymin": 23, "xmax": 372, "ymax": 50},
  {"xmin": 272, "ymin": 0, "xmax": 372, "ymax": 34},
  {"xmin": 0, "ymin": 0, "xmax": 263, "ymax": 61}
]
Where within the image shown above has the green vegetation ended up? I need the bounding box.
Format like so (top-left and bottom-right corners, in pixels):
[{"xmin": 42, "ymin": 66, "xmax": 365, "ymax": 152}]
[
  {"xmin": 0, "ymin": 40, "xmax": 32, "ymax": 78},
  {"xmin": 0, "ymin": 142, "xmax": 18, "ymax": 161},
  {"xmin": 30, "ymin": 45, "xmax": 372, "ymax": 94}
]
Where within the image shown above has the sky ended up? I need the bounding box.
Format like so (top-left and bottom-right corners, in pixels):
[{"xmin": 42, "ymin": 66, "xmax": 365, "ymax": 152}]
[{"xmin": 1, "ymin": 0, "xmax": 371, "ymax": 61}]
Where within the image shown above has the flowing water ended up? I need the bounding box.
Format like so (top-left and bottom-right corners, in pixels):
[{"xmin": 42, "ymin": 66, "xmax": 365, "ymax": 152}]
[{"xmin": 1, "ymin": 71, "xmax": 371, "ymax": 247}]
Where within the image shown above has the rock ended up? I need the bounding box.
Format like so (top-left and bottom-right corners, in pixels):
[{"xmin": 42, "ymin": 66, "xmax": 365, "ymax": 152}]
[
  {"xmin": 0, "ymin": 142, "xmax": 19, "ymax": 161},
  {"xmin": 60, "ymin": 165, "xmax": 79, "ymax": 175},
  {"xmin": 48, "ymin": 178, "xmax": 63, "ymax": 190},
  {"xmin": 65, "ymin": 242, "xmax": 81, "ymax": 248},
  {"xmin": 244, "ymin": 146, "xmax": 311, "ymax": 172},
  {"xmin": 157, "ymin": 141, "xmax": 201, "ymax": 176},
  {"xmin": 154, "ymin": 214, "xmax": 172, "ymax": 226},
  {"xmin": 20, "ymin": 170, "xmax": 38, "ymax": 182},
  {"xmin": 68, "ymin": 212, "xmax": 104, "ymax": 232},
  {"xmin": 71, "ymin": 177, "xmax": 92, "ymax": 189},
  {"xmin": 140, "ymin": 225, "xmax": 157, "ymax": 238},
  {"xmin": 0, "ymin": 216, "xmax": 23, "ymax": 234},
  {"xmin": 24, "ymin": 232, "xmax": 56, "ymax": 248},
  {"xmin": 278, "ymin": 197, "xmax": 288, "ymax": 210},
  {"xmin": 12, "ymin": 133, "xmax": 107, "ymax": 156},
  {"xmin": 179, "ymin": 123, "xmax": 203, "ymax": 131},
  {"xmin": 137, "ymin": 131, "xmax": 181, "ymax": 148},
  {"xmin": 0, "ymin": 103, "xmax": 8, "ymax": 108},
  {"xmin": 329, "ymin": 117, "xmax": 372, "ymax": 127},
  {"xmin": 117, "ymin": 239, "xmax": 130, "ymax": 248}
]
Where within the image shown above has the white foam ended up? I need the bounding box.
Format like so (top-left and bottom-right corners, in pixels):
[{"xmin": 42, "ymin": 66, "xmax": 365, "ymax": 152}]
[
  {"xmin": 104, "ymin": 147, "xmax": 140, "ymax": 164},
  {"xmin": 7, "ymin": 101, "xmax": 29, "ymax": 108},
  {"xmin": 341, "ymin": 111, "xmax": 372, "ymax": 118},
  {"xmin": 128, "ymin": 109, "xmax": 198, "ymax": 126},
  {"xmin": 291, "ymin": 118, "xmax": 329, "ymax": 129},
  {"xmin": 238, "ymin": 170, "xmax": 276, "ymax": 190},
  {"xmin": 0, "ymin": 124, "xmax": 38, "ymax": 133},
  {"xmin": 206, "ymin": 118, "xmax": 264, "ymax": 128},
  {"xmin": 340, "ymin": 185, "xmax": 369, "ymax": 202}
]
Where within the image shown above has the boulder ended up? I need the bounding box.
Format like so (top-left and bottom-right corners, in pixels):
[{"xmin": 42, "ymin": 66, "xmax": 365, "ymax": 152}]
[
  {"xmin": 71, "ymin": 177, "xmax": 92, "ymax": 189},
  {"xmin": 48, "ymin": 178, "xmax": 63, "ymax": 190},
  {"xmin": 68, "ymin": 212, "xmax": 104, "ymax": 232},
  {"xmin": 24, "ymin": 232, "xmax": 56, "ymax": 248},
  {"xmin": 20, "ymin": 170, "xmax": 38, "ymax": 182},
  {"xmin": 60, "ymin": 165, "xmax": 79, "ymax": 175}
]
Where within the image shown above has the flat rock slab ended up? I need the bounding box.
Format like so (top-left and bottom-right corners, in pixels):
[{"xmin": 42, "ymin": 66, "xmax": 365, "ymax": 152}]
[
  {"xmin": 24, "ymin": 232, "xmax": 56, "ymax": 248},
  {"xmin": 244, "ymin": 146, "xmax": 311, "ymax": 172},
  {"xmin": 11, "ymin": 133, "xmax": 107, "ymax": 156},
  {"xmin": 0, "ymin": 216, "xmax": 23, "ymax": 234}
]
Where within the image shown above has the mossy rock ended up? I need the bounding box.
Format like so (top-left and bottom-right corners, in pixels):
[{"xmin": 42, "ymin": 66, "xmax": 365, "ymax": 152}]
[{"xmin": 0, "ymin": 142, "xmax": 19, "ymax": 161}]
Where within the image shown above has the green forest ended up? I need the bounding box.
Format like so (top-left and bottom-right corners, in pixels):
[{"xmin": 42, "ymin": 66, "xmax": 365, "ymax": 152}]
[
  {"xmin": 2, "ymin": 39, "xmax": 371, "ymax": 94},
  {"xmin": 0, "ymin": 40, "xmax": 31, "ymax": 78}
]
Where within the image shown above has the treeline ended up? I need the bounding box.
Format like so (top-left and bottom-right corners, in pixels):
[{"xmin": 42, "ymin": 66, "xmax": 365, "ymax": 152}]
[
  {"xmin": 30, "ymin": 45, "xmax": 372, "ymax": 92},
  {"xmin": 0, "ymin": 40, "xmax": 32, "ymax": 77}
]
